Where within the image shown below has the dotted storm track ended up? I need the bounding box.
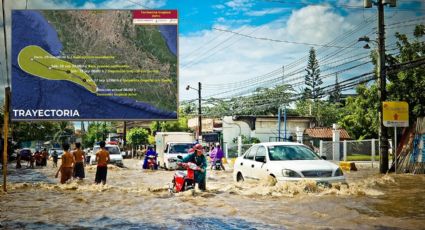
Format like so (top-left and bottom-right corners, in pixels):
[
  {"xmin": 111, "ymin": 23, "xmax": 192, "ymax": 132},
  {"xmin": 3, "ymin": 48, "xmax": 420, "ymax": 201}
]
[{"xmin": 17, "ymin": 45, "xmax": 97, "ymax": 93}]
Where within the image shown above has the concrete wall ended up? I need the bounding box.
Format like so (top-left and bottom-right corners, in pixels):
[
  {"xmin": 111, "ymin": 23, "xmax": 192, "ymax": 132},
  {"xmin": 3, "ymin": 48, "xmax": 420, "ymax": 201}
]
[
  {"xmin": 254, "ymin": 118, "xmax": 310, "ymax": 142},
  {"xmin": 222, "ymin": 116, "xmax": 252, "ymax": 145}
]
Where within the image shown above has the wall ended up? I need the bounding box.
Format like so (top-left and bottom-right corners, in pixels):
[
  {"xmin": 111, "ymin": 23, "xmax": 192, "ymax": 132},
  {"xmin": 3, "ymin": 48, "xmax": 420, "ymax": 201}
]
[
  {"xmin": 222, "ymin": 116, "xmax": 252, "ymax": 145},
  {"xmin": 254, "ymin": 118, "xmax": 310, "ymax": 142},
  {"xmin": 222, "ymin": 116, "xmax": 311, "ymax": 144}
]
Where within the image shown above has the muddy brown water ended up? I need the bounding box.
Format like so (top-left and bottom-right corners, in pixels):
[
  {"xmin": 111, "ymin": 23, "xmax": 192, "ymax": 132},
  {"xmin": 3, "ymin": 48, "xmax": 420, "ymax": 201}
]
[{"xmin": 0, "ymin": 159, "xmax": 424, "ymax": 229}]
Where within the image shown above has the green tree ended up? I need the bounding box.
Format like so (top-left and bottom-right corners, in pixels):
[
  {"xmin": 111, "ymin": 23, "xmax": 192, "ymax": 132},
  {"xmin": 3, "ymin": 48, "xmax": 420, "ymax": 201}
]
[
  {"xmin": 53, "ymin": 121, "xmax": 74, "ymax": 143},
  {"xmin": 83, "ymin": 122, "xmax": 111, "ymax": 147},
  {"xmin": 340, "ymin": 25, "xmax": 425, "ymax": 139},
  {"xmin": 339, "ymin": 84, "xmax": 379, "ymax": 139},
  {"xmin": 303, "ymin": 47, "xmax": 322, "ymax": 101},
  {"xmin": 232, "ymin": 135, "xmax": 260, "ymax": 144},
  {"xmin": 127, "ymin": 127, "xmax": 149, "ymax": 147},
  {"xmin": 11, "ymin": 121, "xmax": 58, "ymax": 144},
  {"xmin": 328, "ymin": 74, "xmax": 341, "ymax": 103},
  {"xmin": 386, "ymin": 25, "xmax": 425, "ymax": 123},
  {"xmin": 295, "ymin": 100, "xmax": 343, "ymax": 127}
]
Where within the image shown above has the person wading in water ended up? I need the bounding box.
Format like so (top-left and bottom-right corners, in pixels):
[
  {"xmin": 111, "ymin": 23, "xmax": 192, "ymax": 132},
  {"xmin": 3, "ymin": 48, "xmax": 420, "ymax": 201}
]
[
  {"xmin": 72, "ymin": 142, "xmax": 85, "ymax": 180},
  {"xmin": 55, "ymin": 143, "xmax": 75, "ymax": 184}
]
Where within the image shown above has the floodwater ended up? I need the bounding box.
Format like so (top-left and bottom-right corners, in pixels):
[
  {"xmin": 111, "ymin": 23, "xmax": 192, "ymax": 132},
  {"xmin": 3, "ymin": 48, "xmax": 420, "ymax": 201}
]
[{"xmin": 0, "ymin": 159, "xmax": 424, "ymax": 229}]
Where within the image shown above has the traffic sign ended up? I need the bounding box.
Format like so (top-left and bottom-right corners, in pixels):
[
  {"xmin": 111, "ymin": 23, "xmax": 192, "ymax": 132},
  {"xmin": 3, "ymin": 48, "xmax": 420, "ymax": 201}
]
[{"xmin": 383, "ymin": 101, "xmax": 409, "ymax": 127}]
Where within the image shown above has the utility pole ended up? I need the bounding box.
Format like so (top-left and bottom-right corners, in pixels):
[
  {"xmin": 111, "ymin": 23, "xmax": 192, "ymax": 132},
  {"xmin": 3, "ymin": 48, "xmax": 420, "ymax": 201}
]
[
  {"xmin": 364, "ymin": 0, "xmax": 396, "ymax": 173},
  {"xmin": 186, "ymin": 82, "xmax": 202, "ymax": 141},
  {"xmin": 198, "ymin": 82, "xmax": 202, "ymax": 140},
  {"xmin": 377, "ymin": 0, "xmax": 389, "ymax": 173},
  {"xmin": 2, "ymin": 87, "xmax": 10, "ymax": 192}
]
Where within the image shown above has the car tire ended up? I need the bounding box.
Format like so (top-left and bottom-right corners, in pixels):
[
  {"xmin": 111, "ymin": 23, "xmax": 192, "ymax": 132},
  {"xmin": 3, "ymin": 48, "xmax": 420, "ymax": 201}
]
[{"xmin": 236, "ymin": 172, "xmax": 244, "ymax": 182}]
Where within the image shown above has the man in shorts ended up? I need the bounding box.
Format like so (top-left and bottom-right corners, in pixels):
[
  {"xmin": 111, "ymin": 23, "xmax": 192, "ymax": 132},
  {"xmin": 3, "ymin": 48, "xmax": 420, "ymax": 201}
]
[
  {"xmin": 55, "ymin": 143, "xmax": 75, "ymax": 184},
  {"xmin": 95, "ymin": 141, "xmax": 110, "ymax": 185},
  {"xmin": 72, "ymin": 142, "xmax": 85, "ymax": 180}
]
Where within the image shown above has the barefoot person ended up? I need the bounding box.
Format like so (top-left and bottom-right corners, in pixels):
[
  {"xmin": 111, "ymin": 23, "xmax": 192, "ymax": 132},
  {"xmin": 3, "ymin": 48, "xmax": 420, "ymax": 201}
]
[
  {"xmin": 55, "ymin": 143, "xmax": 75, "ymax": 184},
  {"xmin": 95, "ymin": 141, "xmax": 110, "ymax": 185},
  {"xmin": 72, "ymin": 142, "xmax": 85, "ymax": 180}
]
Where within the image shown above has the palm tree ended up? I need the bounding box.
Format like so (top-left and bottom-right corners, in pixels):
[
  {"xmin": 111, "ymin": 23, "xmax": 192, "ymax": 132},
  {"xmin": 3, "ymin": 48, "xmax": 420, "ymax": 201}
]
[{"xmin": 53, "ymin": 121, "xmax": 73, "ymax": 144}]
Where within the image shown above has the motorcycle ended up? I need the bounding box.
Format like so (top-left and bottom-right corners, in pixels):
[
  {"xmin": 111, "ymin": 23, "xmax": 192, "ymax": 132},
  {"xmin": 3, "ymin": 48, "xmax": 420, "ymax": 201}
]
[
  {"xmin": 211, "ymin": 159, "xmax": 222, "ymax": 170},
  {"xmin": 169, "ymin": 161, "xmax": 201, "ymax": 193},
  {"xmin": 147, "ymin": 155, "xmax": 157, "ymax": 170}
]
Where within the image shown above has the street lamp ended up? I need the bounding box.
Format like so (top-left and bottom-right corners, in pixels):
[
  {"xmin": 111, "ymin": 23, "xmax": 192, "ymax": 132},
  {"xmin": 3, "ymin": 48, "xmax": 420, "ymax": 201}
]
[{"xmin": 186, "ymin": 82, "xmax": 202, "ymax": 141}]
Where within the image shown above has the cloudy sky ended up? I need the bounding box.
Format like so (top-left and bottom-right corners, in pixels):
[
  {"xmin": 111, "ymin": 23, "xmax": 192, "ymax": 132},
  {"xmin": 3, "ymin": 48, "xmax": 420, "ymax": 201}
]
[{"xmin": 0, "ymin": 0, "xmax": 424, "ymax": 102}]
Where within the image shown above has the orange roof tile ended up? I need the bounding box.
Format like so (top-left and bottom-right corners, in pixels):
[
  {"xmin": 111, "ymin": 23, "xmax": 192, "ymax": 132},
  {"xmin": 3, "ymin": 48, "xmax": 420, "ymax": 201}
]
[{"xmin": 305, "ymin": 127, "xmax": 351, "ymax": 139}]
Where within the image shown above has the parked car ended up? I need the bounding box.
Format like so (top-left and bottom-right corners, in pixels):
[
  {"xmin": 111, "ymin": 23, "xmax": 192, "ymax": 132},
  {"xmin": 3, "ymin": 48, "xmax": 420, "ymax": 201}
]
[
  {"xmin": 233, "ymin": 142, "xmax": 345, "ymax": 183},
  {"xmin": 87, "ymin": 144, "xmax": 124, "ymax": 167}
]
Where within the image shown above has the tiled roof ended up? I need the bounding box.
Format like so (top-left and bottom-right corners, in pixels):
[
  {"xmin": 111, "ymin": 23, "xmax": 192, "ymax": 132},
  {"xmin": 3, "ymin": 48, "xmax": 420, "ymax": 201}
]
[{"xmin": 305, "ymin": 127, "xmax": 351, "ymax": 139}]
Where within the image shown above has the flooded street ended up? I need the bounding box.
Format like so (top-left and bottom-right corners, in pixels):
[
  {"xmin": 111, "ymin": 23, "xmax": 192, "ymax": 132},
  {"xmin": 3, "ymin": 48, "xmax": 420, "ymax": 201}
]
[{"xmin": 1, "ymin": 159, "xmax": 424, "ymax": 229}]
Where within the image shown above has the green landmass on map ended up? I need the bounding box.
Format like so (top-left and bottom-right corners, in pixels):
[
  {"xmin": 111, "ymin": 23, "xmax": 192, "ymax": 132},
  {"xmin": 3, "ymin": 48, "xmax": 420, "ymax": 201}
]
[{"xmin": 41, "ymin": 10, "xmax": 177, "ymax": 112}]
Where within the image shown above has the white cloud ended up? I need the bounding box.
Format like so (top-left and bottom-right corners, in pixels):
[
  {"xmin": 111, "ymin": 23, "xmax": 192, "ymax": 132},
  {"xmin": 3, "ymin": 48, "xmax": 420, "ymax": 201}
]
[
  {"xmin": 216, "ymin": 17, "xmax": 252, "ymax": 26},
  {"xmin": 245, "ymin": 8, "xmax": 290, "ymax": 17},
  {"xmin": 286, "ymin": 5, "xmax": 350, "ymax": 44},
  {"xmin": 213, "ymin": 4, "xmax": 225, "ymax": 10},
  {"xmin": 225, "ymin": 0, "xmax": 253, "ymax": 12},
  {"xmin": 337, "ymin": 0, "xmax": 363, "ymax": 7}
]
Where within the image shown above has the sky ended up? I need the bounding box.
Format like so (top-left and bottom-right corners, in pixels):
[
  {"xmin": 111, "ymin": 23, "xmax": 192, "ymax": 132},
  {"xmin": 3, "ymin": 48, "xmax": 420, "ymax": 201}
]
[{"xmin": 0, "ymin": 0, "xmax": 424, "ymax": 105}]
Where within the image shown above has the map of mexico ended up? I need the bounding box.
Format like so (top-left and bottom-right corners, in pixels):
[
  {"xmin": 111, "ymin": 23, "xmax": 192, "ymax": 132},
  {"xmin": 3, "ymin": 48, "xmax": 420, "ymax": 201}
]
[{"xmin": 11, "ymin": 10, "xmax": 178, "ymax": 120}]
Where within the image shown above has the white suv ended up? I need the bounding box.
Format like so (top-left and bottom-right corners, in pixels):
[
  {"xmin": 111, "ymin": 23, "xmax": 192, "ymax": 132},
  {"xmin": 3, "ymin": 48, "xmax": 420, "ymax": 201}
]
[{"xmin": 88, "ymin": 144, "xmax": 124, "ymax": 167}]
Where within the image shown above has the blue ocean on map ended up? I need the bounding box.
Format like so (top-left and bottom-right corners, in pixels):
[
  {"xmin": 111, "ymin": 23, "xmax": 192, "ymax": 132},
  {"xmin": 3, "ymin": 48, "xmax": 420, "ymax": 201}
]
[
  {"xmin": 11, "ymin": 10, "xmax": 176, "ymax": 120},
  {"xmin": 159, "ymin": 25, "xmax": 177, "ymax": 56}
]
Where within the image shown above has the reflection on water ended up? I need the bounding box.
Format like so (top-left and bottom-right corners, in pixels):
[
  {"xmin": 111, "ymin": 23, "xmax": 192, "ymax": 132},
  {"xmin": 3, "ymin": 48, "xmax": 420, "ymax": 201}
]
[{"xmin": 1, "ymin": 160, "xmax": 424, "ymax": 229}]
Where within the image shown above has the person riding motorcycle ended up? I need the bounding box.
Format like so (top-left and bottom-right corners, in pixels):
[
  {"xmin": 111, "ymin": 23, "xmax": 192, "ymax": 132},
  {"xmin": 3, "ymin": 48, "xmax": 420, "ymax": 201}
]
[
  {"xmin": 142, "ymin": 146, "xmax": 158, "ymax": 169},
  {"xmin": 179, "ymin": 143, "xmax": 207, "ymax": 190},
  {"xmin": 209, "ymin": 143, "xmax": 225, "ymax": 170}
]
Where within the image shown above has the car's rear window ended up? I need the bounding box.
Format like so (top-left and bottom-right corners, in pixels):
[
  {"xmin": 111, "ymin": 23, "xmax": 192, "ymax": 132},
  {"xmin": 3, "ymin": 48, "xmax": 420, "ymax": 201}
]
[{"xmin": 268, "ymin": 145, "xmax": 320, "ymax": 161}]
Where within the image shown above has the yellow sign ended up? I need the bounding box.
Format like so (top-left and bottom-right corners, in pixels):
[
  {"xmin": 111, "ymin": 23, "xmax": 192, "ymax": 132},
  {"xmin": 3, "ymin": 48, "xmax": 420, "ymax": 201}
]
[{"xmin": 383, "ymin": 101, "xmax": 409, "ymax": 127}]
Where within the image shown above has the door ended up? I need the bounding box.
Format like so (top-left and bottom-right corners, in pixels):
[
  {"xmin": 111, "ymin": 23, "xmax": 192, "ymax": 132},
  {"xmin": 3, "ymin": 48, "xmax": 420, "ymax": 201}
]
[
  {"xmin": 252, "ymin": 145, "xmax": 268, "ymax": 180},
  {"xmin": 239, "ymin": 145, "xmax": 258, "ymax": 179}
]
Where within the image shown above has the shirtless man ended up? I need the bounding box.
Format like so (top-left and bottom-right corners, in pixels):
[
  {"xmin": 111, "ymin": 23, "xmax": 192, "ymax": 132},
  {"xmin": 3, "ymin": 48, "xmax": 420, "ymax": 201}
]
[{"xmin": 55, "ymin": 143, "xmax": 75, "ymax": 184}]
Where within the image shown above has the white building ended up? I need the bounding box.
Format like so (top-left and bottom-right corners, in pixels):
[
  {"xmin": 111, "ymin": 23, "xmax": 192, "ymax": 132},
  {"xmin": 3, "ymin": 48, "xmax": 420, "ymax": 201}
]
[{"xmin": 222, "ymin": 115, "xmax": 314, "ymax": 145}]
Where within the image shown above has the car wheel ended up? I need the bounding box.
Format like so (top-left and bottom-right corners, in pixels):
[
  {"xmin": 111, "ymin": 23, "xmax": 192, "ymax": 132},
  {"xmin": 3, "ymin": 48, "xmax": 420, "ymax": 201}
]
[{"xmin": 236, "ymin": 172, "xmax": 244, "ymax": 182}]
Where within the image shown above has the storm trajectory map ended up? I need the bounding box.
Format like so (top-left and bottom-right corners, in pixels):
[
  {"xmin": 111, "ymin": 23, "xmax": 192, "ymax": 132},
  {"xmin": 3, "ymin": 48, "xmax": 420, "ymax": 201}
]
[{"xmin": 12, "ymin": 10, "xmax": 178, "ymax": 120}]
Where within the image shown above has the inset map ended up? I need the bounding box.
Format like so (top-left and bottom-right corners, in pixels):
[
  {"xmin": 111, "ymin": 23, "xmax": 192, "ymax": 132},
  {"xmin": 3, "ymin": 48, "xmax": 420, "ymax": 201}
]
[{"xmin": 12, "ymin": 10, "xmax": 178, "ymax": 120}]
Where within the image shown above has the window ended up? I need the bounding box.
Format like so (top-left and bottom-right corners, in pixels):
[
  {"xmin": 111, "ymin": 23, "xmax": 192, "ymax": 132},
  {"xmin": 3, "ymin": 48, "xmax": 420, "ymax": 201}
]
[
  {"xmin": 169, "ymin": 143, "xmax": 194, "ymax": 154},
  {"xmin": 244, "ymin": 146, "xmax": 258, "ymax": 160},
  {"xmin": 255, "ymin": 146, "xmax": 267, "ymax": 162},
  {"xmin": 268, "ymin": 145, "xmax": 320, "ymax": 161}
]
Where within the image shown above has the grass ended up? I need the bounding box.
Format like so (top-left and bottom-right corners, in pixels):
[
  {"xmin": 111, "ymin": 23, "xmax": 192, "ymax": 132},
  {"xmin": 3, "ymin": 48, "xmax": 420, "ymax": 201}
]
[{"xmin": 346, "ymin": 154, "xmax": 380, "ymax": 161}]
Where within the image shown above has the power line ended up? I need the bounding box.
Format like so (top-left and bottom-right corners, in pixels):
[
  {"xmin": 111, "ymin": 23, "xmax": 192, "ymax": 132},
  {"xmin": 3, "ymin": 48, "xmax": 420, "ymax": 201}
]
[
  {"xmin": 211, "ymin": 27, "xmax": 356, "ymax": 48},
  {"xmin": 263, "ymin": 0, "xmax": 425, "ymax": 12},
  {"xmin": 202, "ymin": 15, "xmax": 377, "ymax": 91},
  {"xmin": 182, "ymin": 25, "xmax": 267, "ymax": 69},
  {"xmin": 124, "ymin": 0, "xmax": 152, "ymax": 9}
]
